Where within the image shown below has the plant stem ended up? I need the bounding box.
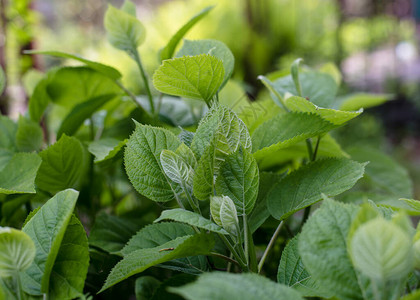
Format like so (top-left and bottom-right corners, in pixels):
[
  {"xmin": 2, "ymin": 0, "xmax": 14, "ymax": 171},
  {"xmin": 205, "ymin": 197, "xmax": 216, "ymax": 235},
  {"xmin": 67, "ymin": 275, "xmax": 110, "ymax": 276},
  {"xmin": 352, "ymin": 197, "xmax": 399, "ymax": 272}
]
[
  {"xmin": 312, "ymin": 135, "xmax": 321, "ymax": 161},
  {"xmin": 243, "ymin": 215, "xmax": 249, "ymax": 265},
  {"xmin": 305, "ymin": 139, "xmax": 313, "ymax": 161},
  {"xmin": 209, "ymin": 252, "xmax": 241, "ymax": 267},
  {"xmin": 258, "ymin": 220, "xmax": 284, "ymax": 273},
  {"xmin": 114, "ymin": 80, "xmax": 150, "ymax": 117},
  {"xmin": 218, "ymin": 234, "xmax": 248, "ymax": 271},
  {"xmin": 132, "ymin": 49, "xmax": 155, "ymax": 115},
  {"xmin": 182, "ymin": 182, "xmax": 201, "ymax": 215}
]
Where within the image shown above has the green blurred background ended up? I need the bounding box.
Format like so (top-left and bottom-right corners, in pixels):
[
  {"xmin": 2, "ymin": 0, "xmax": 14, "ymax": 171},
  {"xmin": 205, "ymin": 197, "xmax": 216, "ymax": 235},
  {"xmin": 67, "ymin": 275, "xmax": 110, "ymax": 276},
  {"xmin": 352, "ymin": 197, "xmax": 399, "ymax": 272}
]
[{"xmin": 1, "ymin": 0, "xmax": 420, "ymax": 196}]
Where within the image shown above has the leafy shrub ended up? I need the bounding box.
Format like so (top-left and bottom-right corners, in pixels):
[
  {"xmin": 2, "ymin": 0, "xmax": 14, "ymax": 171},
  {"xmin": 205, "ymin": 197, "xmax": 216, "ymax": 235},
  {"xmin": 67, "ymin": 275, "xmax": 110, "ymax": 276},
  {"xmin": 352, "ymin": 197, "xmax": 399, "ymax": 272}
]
[{"xmin": 0, "ymin": 2, "xmax": 419, "ymax": 300}]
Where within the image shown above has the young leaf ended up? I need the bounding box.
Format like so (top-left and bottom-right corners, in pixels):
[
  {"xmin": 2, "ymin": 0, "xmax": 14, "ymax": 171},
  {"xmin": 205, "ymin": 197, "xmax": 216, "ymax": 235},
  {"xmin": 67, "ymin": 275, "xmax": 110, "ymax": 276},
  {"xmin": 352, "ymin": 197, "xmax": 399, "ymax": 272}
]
[
  {"xmin": 0, "ymin": 227, "xmax": 35, "ymax": 277},
  {"xmin": 349, "ymin": 217, "xmax": 413, "ymax": 281},
  {"xmin": 121, "ymin": 222, "xmax": 208, "ymax": 275},
  {"xmin": 268, "ymin": 158, "xmax": 365, "ymax": 220},
  {"xmin": 160, "ymin": 149, "xmax": 194, "ymax": 187},
  {"xmin": 49, "ymin": 215, "xmax": 89, "ymax": 300},
  {"xmin": 176, "ymin": 39, "xmax": 234, "ymax": 88},
  {"xmin": 124, "ymin": 123, "xmax": 181, "ymax": 202},
  {"xmin": 57, "ymin": 93, "xmax": 117, "ymax": 138},
  {"xmin": 15, "ymin": 115, "xmax": 43, "ymax": 152},
  {"xmin": 215, "ymin": 147, "xmax": 259, "ymax": 216},
  {"xmin": 89, "ymin": 212, "xmax": 142, "ymax": 254},
  {"xmin": 252, "ymin": 112, "xmax": 337, "ymax": 159},
  {"xmin": 0, "ymin": 153, "xmax": 41, "ymax": 195},
  {"xmin": 192, "ymin": 143, "xmax": 216, "ymax": 201},
  {"xmin": 219, "ymin": 196, "xmax": 239, "ymax": 236},
  {"xmin": 299, "ymin": 199, "xmax": 362, "ymax": 300},
  {"xmin": 35, "ymin": 135, "xmax": 86, "ymax": 193},
  {"xmin": 21, "ymin": 189, "xmax": 79, "ymax": 295},
  {"xmin": 155, "ymin": 209, "xmax": 228, "ymax": 234},
  {"xmin": 104, "ymin": 3, "xmax": 146, "ymax": 52},
  {"xmin": 278, "ymin": 235, "xmax": 332, "ymax": 298},
  {"xmin": 272, "ymin": 71, "xmax": 338, "ymax": 108},
  {"xmin": 170, "ymin": 272, "xmax": 304, "ymax": 300},
  {"xmin": 23, "ymin": 50, "xmax": 122, "ymax": 80},
  {"xmin": 285, "ymin": 96, "xmax": 362, "ymax": 125},
  {"xmin": 160, "ymin": 6, "xmax": 214, "ymax": 61},
  {"xmin": 153, "ymin": 54, "xmax": 224, "ymax": 105},
  {"xmin": 100, "ymin": 234, "xmax": 214, "ymax": 292}
]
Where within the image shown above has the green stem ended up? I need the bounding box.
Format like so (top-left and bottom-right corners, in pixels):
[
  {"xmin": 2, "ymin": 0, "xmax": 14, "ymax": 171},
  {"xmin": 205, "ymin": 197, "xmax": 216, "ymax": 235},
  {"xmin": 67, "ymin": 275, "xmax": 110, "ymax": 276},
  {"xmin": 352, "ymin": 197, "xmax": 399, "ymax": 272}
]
[
  {"xmin": 209, "ymin": 252, "xmax": 241, "ymax": 267},
  {"xmin": 243, "ymin": 215, "xmax": 249, "ymax": 265},
  {"xmin": 258, "ymin": 220, "xmax": 284, "ymax": 273},
  {"xmin": 291, "ymin": 58, "xmax": 303, "ymax": 97},
  {"xmin": 305, "ymin": 139, "xmax": 313, "ymax": 162},
  {"xmin": 182, "ymin": 182, "xmax": 201, "ymax": 215},
  {"xmin": 132, "ymin": 49, "xmax": 154, "ymax": 115},
  {"xmin": 218, "ymin": 234, "xmax": 248, "ymax": 271},
  {"xmin": 114, "ymin": 80, "xmax": 150, "ymax": 117},
  {"xmin": 312, "ymin": 135, "xmax": 321, "ymax": 161}
]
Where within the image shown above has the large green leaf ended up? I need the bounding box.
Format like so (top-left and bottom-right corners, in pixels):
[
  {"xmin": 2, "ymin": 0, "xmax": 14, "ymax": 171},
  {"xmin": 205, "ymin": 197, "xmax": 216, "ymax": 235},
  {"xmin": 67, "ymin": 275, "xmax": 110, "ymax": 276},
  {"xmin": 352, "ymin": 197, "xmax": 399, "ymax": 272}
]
[
  {"xmin": 24, "ymin": 50, "xmax": 122, "ymax": 80},
  {"xmin": 160, "ymin": 6, "xmax": 213, "ymax": 61},
  {"xmin": 171, "ymin": 272, "xmax": 304, "ymax": 300},
  {"xmin": 0, "ymin": 227, "xmax": 35, "ymax": 277},
  {"xmin": 299, "ymin": 199, "xmax": 363, "ymax": 300},
  {"xmin": 121, "ymin": 222, "xmax": 208, "ymax": 275},
  {"xmin": 278, "ymin": 235, "xmax": 332, "ymax": 298},
  {"xmin": 155, "ymin": 209, "xmax": 228, "ymax": 234},
  {"xmin": 215, "ymin": 147, "xmax": 259, "ymax": 216},
  {"xmin": 49, "ymin": 215, "xmax": 89, "ymax": 300},
  {"xmin": 176, "ymin": 39, "xmax": 234, "ymax": 88},
  {"xmin": 35, "ymin": 135, "xmax": 85, "ymax": 193},
  {"xmin": 268, "ymin": 158, "xmax": 365, "ymax": 220},
  {"xmin": 251, "ymin": 112, "xmax": 337, "ymax": 160},
  {"xmin": 21, "ymin": 189, "xmax": 79, "ymax": 295},
  {"xmin": 0, "ymin": 115, "xmax": 17, "ymax": 151},
  {"xmin": 0, "ymin": 153, "xmax": 42, "ymax": 195},
  {"xmin": 346, "ymin": 146, "xmax": 412, "ymax": 199},
  {"xmin": 153, "ymin": 54, "xmax": 224, "ymax": 105},
  {"xmin": 15, "ymin": 116, "xmax": 43, "ymax": 152},
  {"xmin": 89, "ymin": 212, "xmax": 142, "ymax": 253},
  {"xmin": 336, "ymin": 93, "xmax": 393, "ymax": 111},
  {"xmin": 285, "ymin": 96, "xmax": 362, "ymax": 125},
  {"xmin": 100, "ymin": 234, "xmax": 214, "ymax": 292},
  {"xmin": 57, "ymin": 93, "xmax": 117, "ymax": 138},
  {"xmin": 272, "ymin": 72, "xmax": 338, "ymax": 108},
  {"xmin": 124, "ymin": 123, "xmax": 181, "ymax": 202},
  {"xmin": 104, "ymin": 3, "xmax": 146, "ymax": 52}
]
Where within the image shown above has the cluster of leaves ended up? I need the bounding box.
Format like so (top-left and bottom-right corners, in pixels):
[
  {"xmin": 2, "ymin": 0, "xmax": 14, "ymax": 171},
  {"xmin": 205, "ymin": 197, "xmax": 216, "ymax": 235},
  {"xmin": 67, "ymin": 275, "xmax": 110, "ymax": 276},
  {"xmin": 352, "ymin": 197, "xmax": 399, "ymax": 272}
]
[{"xmin": 0, "ymin": 2, "xmax": 419, "ymax": 300}]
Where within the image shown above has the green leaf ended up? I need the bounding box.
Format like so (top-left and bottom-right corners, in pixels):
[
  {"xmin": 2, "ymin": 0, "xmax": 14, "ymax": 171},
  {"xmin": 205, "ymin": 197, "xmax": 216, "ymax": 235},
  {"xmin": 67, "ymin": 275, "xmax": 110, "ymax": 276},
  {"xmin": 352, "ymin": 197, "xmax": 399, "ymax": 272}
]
[
  {"xmin": 28, "ymin": 75, "xmax": 52, "ymax": 122},
  {"xmin": 89, "ymin": 212, "xmax": 142, "ymax": 253},
  {"xmin": 337, "ymin": 93, "xmax": 393, "ymax": 111},
  {"xmin": 346, "ymin": 146, "xmax": 412, "ymax": 199},
  {"xmin": 191, "ymin": 104, "xmax": 251, "ymax": 161},
  {"xmin": 57, "ymin": 93, "xmax": 116, "ymax": 138},
  {"xmin": 176, "ymin": 39, "xmax": 234, "ymax": 88},
  {"xmin": 299, "ymin": 199, "xmax": 362, "ymax": 300},
  {"xmin": 268, "ymin": 158, "xmax": 365, "ymax": 220},
  {"xmin": 160, "ymin": 6, "xmax": 214, "ymax": 61},
  {"xmin": 0, "ymin": 66, "xmax": 5, "ymax": 95},
  {"xmin": 349, "ymin": 217, "xmax": 413, "ymax": 281},
  {"xmin": 15, "ymin": 115, "xmax": 43, "ymax": 152},
  {"xmin": 215, "ymin": 147, "xmax": 259, "ymax": 216},
  {"xmin": 219, "ymin": 196, "xmax": 239, "ymax": 236},
  {"xmin": 252, "ymin": 112, "xmax": 337, "ymax": 160},
  {"xmin": 35, "ymin": 135, "xmax": 86, "ymax": 193},
  {"xmin": 104, "ymin": 4, "xmax": 146, "ymax": 52},
  {"xmin": 155, "ymin": 209, "xmax": 228, "ymax": 234},
  {"xmin": 49, "ymin": 215, "xmax": 89, "ymax": 300},
  {"xmin": 23, "ymin": 50, "xmax": 122, "ymax": 80},
  {"xmin": 192, "ymin": 143, "xmax": 216, "ymax": 201},
  {"xmin": 100, "ymin": 234, "xmax": 214, "ymax": 292},
  {"xmin": 88, "ymin": 138, "xmax": 127, "ymax": 164},
  {"xmin": 285, "ymin": 96, "xmax": 362, "ymax": 125},
  {"xmin": 278, "ymin": 235, "xmax": 332, "ymax": 298},
  {"xmin": 0, "ymin": 227, "xmax": 35, "ymax": 277},
  {"xmin": 135, "ymin": 276, "xmax": 160, "ymax": 300},
  {"xmin": 124, "ymin": 123, "xmax": 181, "ymax": 202},
  {"xmin": 0, "ymin": 115, "xmax": 17, "ymax": 151},
  {"xmin": 272, "ymin": 71, "xmax": 338, "ymax": 108},
  {"xmin": 160, "ymin": 149, "xmax": 194, "ymax": 188},
  {"xmin": 0, "ymin": 153, "xmax": 42, "ymax": 195},
  {"xmin": 171, "ymin": 272, "xmax": 304, "ymax": 300},
  {"xmin": 153, "ymin": 54, "xmax": 224, "ymax": 105},
  {"xmin": 121, "ymin": 222, "xmax": 209, "ymax": 276},
  {"xmin": 21, "ymin": 189, "xmax": 79, "ymax": 295}
]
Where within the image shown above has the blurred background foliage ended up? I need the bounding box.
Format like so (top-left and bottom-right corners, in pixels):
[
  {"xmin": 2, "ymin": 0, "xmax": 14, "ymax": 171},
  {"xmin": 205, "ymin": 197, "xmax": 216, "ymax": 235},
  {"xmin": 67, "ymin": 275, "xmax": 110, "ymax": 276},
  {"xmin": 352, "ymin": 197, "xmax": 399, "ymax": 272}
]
[{"xmin": 1, "ymin": 0, "xmax": 420, "ymax": 197}]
